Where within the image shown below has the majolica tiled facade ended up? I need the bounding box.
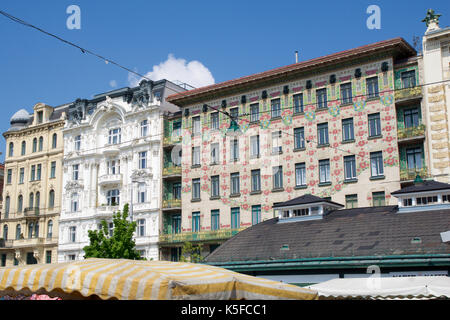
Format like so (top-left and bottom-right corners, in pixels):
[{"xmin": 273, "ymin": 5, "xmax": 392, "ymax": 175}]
[{"xmin": 166, "ymin": 38, "xmax": 422, "ymax": 257}]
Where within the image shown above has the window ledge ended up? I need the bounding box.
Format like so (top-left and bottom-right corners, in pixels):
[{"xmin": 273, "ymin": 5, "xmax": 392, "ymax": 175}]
[
  {"xmin": 318, "ymin": 182, "xmax": 332, "ymax": 187},
  {"xmin": 370, "ymin": 175, "xmax": 385, "ymax": 181},
  {"xmin": 250, "ymin": 190, "xmax": 262, "ymax": 195},
  {"xmin": 317, "ymin": 143, "xmax": 330, "ymax": 148},
  {"xmin": 230, "ymin": 193, "xmax": 241, "ymax": 198},
  {"xmin": 294, "ymin": 185, "xmax": 308, "ymax": 190},
  {"xmin": 191, "ymin": 198, "xmax": 201, "ymax": 202},
  {"xmin": 366, "ymin": 96, "xmax": 380, "ymax": 101},
  {"xmin": 271, "ymin": 151, "xmax": 283, "ymax": 155},
  {"xmin": 343, "ymin": 178, "xmax": 358, "ymax": 184},
  {"xmin": 293, "ymin": 147, "xmax": 306, "ymax": 152},
  {"xmin": 368, "ymin": 135, "xmax": 382, "ymax": 140},
  {"xmin": 272, "ymin": 188, "xmax": 285, "ymax": 192},
  {"xmin": 293, "ymin": 111, "xmax": 305, "ymax": 116},
  {"xmin": 340, "ymin": 102, "xmax": 353, "ymax": 107},
  {"xmin": 210, "ymin": 196, "xmax": 221, "ymax": 200},
  {"xmin": 250, "ymin": 155, "xmax": 261, "ymax": 159},
  {"xmin": 210, "ymin": 162, "xmax": 219, "ymax": 166},
  {"xmin": 341, "ymin": 139, "xmax": 355, "ymax": 144},
  {"xmin": 191, "ymin": 164, "xmax": 201, "ymax": 169},
  {"xmin": 249, "ymin": 121, "xmax": 260, "ymax": 125},
  {"xmin": 271, "ymin": 116, "xmax": 282, "ymax": 120}
]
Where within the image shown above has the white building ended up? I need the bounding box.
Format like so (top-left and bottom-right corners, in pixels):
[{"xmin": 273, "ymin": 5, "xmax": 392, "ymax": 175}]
[{"xmin": 58, "ymin": 80, "xmax": 185, "ymax": 262}]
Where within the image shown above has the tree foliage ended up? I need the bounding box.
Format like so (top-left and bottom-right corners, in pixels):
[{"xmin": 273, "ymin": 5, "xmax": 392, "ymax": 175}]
[
  {"xmin": 83, "ymin": 203, "xmax": 143, "ymax": 260},
  {"xmin": 180, "ymin": 242, "xmax": 204, "ymax": 263}
]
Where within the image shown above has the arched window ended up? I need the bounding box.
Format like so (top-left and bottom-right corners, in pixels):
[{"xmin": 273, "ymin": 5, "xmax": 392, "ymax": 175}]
[
  {"xmin": 21, "ymin": 141, "xmax": 26, "ymax": 155},
  {"xmin": 16, "ymin": 224, "xmax": 21, "ymax": 240},
  {"xmin": 3, "ymin": 225, "xmax": 8, "ymax": 241},
  {"xmin": 47, "ymin": 220, "xmax": 53, "ymax": 239},
  {"xmin": 32, "ymin": 138, "xmax": 37, "ymax": 152},
  {"xmin": 29, "ymin": 192, "xmax": 34, "ymax": 209},
  {"xmin": 4, "ymin": 196, "xmax": 10, "ymax": 218},
  {"xmin": 8, "ymin": 142, "xmax": 13, "ymax": 157},
  {"xmin": 35, "ymin": 192, "xmax": 40, "ymax": 212},
  {"xmin": 38, "ymin": 136, "xmax": 43, "ymax": 151},
  {"xmin": 49, "ymin": 190, "xmax": 55, "ymax": 208},
  {"xmin": 28, "ymin": 222, "xmax": 33, "ymax": 239},
  {"xmin": 52, "ymin": 133, "xmax": 57, "ymax": 149},
  {"xmin": 34, "ymin": 222, "xmax": 39, "ymax": 238},
  {"xmin": 17, "ymin": 195, "xmax": 23, "ymax": 213},
  {"xmin": 71, "ymin": 193, "xmax": 79, "ymax": 212}
]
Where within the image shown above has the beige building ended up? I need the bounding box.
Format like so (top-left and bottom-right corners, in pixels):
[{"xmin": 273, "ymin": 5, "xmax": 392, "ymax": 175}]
[
  {"xmin": 0, "ymin": 103, "xmax": 66, "ymax": 266},
  {"xmin": 164, "ymin": 38, "xmax": 421, "ymax": 259}
]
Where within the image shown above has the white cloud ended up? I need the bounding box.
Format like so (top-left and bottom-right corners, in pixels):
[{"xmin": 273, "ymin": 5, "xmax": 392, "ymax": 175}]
[
  {"xmin": 128, "ymin": 54, "xmax": 215, "ymax": 89},
  {"xmin": 109, "ymin": 80, "xmax": 117, "ymax": 88}
]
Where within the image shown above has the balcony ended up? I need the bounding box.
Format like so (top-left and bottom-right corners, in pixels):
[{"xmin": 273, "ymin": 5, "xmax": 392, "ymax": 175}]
[
  {"xmin": 12, "ymin": 237, "xmax": 45, "ymax": 248},
  {"xmin": 397, "ymin": 124, "xmax": 426, "ymax": 142},
  {"xmin": 0, "ymin": 238, "xmax": 13, "ymax": 248},
  {"xmin": 394, "ymin": 86, "xmax": 422, "ymax": 104},
  {"xmin": 159, "ymin": 227, "xmax": 245, "ymax": 244},
  {"xmin": 98, "ymin": 173, "xmax": 123, "ymax": 187},
  {"xmin": 23, "ymin": 207, "xmax": 40, "ymax": 217},
  {"xmin": 97, "ymin": 205, "xmax": 120, "ymax": 216},
  {"xmin": 103, "ymin": 145, "xmax": 120, "ymax": 156},
  {"xmin": 132, "ymin": 202, "xmax": 153, "ymax": 212},
  {"xmin": 162, "ymin": 164, "xmax": 182, "ymax": 176},
  {"xmin": 400, "ymin": 166, "xmax": 428, "ymax": 182},
  {"xmin": 163, "ymin": 134, "xmax": 182, "ymax": 146},
  {"xmin": 162, "ymin": 198, "xmax": 181, "ymax": 209}
]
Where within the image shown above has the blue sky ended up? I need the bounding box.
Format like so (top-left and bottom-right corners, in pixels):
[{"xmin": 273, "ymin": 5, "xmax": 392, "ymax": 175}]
[{"xmin": 0, "ymin": 0, "xmax": 449, "ymax": 161}]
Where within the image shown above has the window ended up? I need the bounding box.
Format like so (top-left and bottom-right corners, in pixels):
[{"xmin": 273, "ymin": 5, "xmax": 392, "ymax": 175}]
[
  {"xmin": 319, "ymin": 159, "xmax": 330, "ymax": 183},
  {"xmin": 340, "ymin": 83, "xmax": 352, "ymax": 104},
  {"xmin": 68, "ymin": 255, "xmax": 76, "ymax": 261},
  {"xmin": 403, "ymin": 198, "xmax": 413, "ymax": 207},
  {"xmin": 344, "ymin": 155, "xmax": 356, "ymax": 180},
  {"xmin": 271, "ymin": 98, "xmax": 281, "ymax": 118},
  {"xmin": 46, "ymin": 251, "xmax": 52, "ymax": 264},
  {"xmin": 192, "ymin": 178, "xmax": 201, "ymax": 200},
  {"xmin": 34, "ymin": 222, "xmax": 39, "ymax": 238},
  {"xmin": 47, "ymin": 220, "xmax": 53, "ymax": 239},
  {"xmin": 49, "ymin": 190, "xmax": 55, "ymax": 208},
  {"xmin": 69, "ymin": 226, "xmax": 76, "ymax": 243},
  {"xmin": 107, "ymin": 189, "xmax": 120, "ymax": 206},
  {"xmin": 31, "ymin": 165, "xmax": 36, "ymax": 181},
  {"xmin": 366, "ymin": 76, "xmax": 379, "ymax": 98},
  {"xmin": 230, "ymin": 173, "xmax": 240, "ymax": 195},
  {"xmin": 71, "ymin": 193, "xmax": 79, "ymax": 212},
  {"xmin": 192, "ymin": 212, "xmax": 200, "ymax": 232},
  {"xmin": 251, "ymin": 169, "xmax": 261, "ymax": 192},
  {"xmin": 230, "ymin": 107, "xmax": 239, "ymax": 123},
  {"xmin": 7, "ymin": 169, "xmax": 12, "ymax": 184},
  {"xmin": 368, "ymin": 113, "xmax": 381, "ymax": 137},
  {"xmin": 35, "ymin": 192, "xmax": 40, "ymax": 211},
  {"xmin": 50, "ymin": 161, "xmax": 56, "ymax": 178},
  {"xmin": 32, "ymin": 138, "xmax": 37, "ymax": 152},
  {"xmin": 370, "ymin": 151, "xmax": 384, "ymax": 177},
  {"xmin": 346, "ymin": 194, "xmax": 358, "ymax": 209},
  {"xmin": 295, "ymin": 163, "xmax": 306, "ymax": 187},
  {"xmin": 37, "ymin": 111, "xmax": 43, "ymax": 124},
  {"xmin": 107, "ymin": 159, "xmax": 120, "ymax": 175},
  {"xmin": 372, "ymin": 191, "xmax": 385, "ymax": 207},
  {"xmin": 17, "ymin": 195, "xmax": 23, "ymax": 213},
  {"xmin": 21, "ymin": 141, "xmax": 26, "ymax": 155},
  {"xmin": 173, "ymin": 121, "xmax": 182, "ymax": 137},
  {"xmin": 293, "ymin": 93, "xmax": 303, "ymax": 113},
  {"xmin": 250, "ymin": 103, "xmax": 259, "ymax": 122},
  {"xmin": 29, "ymin": 193, "xmax": 34, "ymax": 209},
  {"xmin": 252, "ymin": 205, "xmax": 261, "ymax": 225},
  {"xmin": 211, "ymin": 112, "xmax": 219, "ymax": 130},
  {"xmin": 401, "ymin": 70, "xmax": 416, "ymax": 89},
  {"xmin": 231, "ymin": 207, "xmax": 240, "ymax": 229},
  {"xmin": 173, "ymin": 182, "xmax": 181, "ymax": 200},
  {"xmin": 1, "ymin": 254, "xmax": 6, "ymax": 267},
  {"xmin": 273, "ymin": 166, "xmax": 283, "ymax": 189},
  {"xmin": 211, "ymin": 210, "xmax": 220, "ymax": 231},
  {"xmin": 316, "ymin": 88, "xmax": 327, "ymax": 109},
  {"xmin": 192, "ymin": 146, "xmax": 200, "ymax": 166},
  {"xmin": 28, "ymin": 223, "xmax": 33, "ymax": 239},
  {"xmin": 72, "ymin": 164, "xmax": 79, "ymax": 180},
  {"xmin": 250, "ymin": 135, "xmax": 260, "ymax": 158},
  {"xmin": 406, "ymin": 147, "xmax": 423, "ymax": 170},
  {"xmin": 4, "ymin": 197, "xmax": 10, "ymax": 218},
  {"xmin": 52, "ymin": 133, "xmax": 57, "ymax": 149},
  {"xmin": 8, "ymin": 142, "xmax": 13, "ymax": 157},
  {"xmin": 317, "ymin": 123, "xmax": 329, "ymax": 146},
  {"xmin": 192, "ymin": 116, "xmax": 200, "ymax": 135},
  {"xmin": 404, "ymin": 108, "xmax": 420, "ymax": 128},
  {"xmin": 139, "ymin": 151, "xmax": 147, "ymax": 169},
  {"xmin": 294, "ymin": 127, "xmax": 305, "ymax": 149},
  {"xmin": 293, "ymin": 208, "xmax": 309, "ymax": 216},
  {"xmin": 140, "ymin": 120, "xmax": 148, "ymax": 137},
  {"xmin": 230, "ymin": 138, "xmax": 239, "ymax": 161},
  {"xmin": 272, "ymin": 131, "xmax": 282, "ymax": 153},
  {"xmin": 16, "ymin": 224, "xmax": 21, "ymax": 240},
  {"xmin": 417, "ymin": 196, "xmax": 438, "ymax": 206},
  {"xmin": 19, "ymin": 168, "xmax": 24, "ymax": 184},
  {"xmin": 172, "ymin": 214, "xmax": 181, "ymax": 234},
  {"xmin": 108, "ymin": 128, "xmax": 121, "ymax": 145},
  {"xmin": 74, "ymin": 135, "xmax": 81, "ymax": 150},
  {"xmin": 211, "ymin": 143, "xmax": 219, "ymax": 164},
  {"xmin": 138, "ymin": 183, "xmax": 146, "ymax": 203},
  {"xmin": 37, "ymin": 164, "xmax": 41, "ymax": 180},
  {"xmin": 211, "ymin": 175, "xmax": 220, "ymax": 198},
  {"xmin": 2, "ymin": 225, "xmax": 8, "ymax": 241},
  {"xmin": 342, "ymin": 118, "xmax": 354, "ymax": 141},
  {"xmin": 137, "ymin": 219, "xmax": 145, "ymax": 237},
  {"xmin": 38, "ymin": 136, "xmax": 43, "ymax": 151}
]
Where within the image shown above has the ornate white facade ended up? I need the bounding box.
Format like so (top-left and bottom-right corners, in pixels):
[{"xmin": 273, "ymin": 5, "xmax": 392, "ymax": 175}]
[{"xmin": 57, "ymin": 80, "xmax": 184, "ymax": 262}]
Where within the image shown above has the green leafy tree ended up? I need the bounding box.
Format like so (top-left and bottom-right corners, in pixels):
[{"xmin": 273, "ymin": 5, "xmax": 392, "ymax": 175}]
[
  {"xmin": 83, "ymin": 204, "xmax": 143, "ymax": 260},
  {"xmin": 180, "ymin": 241, "xmax": 204, "ymax": 263}
]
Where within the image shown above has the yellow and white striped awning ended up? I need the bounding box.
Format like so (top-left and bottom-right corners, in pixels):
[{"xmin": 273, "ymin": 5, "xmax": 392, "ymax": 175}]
[{"xmin": 0, "ymin": 258, "xmax": 318, "ymax": 300}]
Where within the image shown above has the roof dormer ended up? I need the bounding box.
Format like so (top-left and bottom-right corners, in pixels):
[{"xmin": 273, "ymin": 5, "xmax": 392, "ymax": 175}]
[
  {"xmin": 392, "ymin": 178, "xmax": 450, "ymax": 213},
  {"xmin": 273, "ymin": 194, "xmax": 344, "ymax": 223},
  {"xmin": 33, "ymin": 103, "xmax": 53, "ymax": 125}
]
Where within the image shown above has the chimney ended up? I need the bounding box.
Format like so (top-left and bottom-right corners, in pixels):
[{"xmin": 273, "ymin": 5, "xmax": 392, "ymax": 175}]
[{"xmin": 295, "ymin": 51, "xmax": 299, "ymax": 63}]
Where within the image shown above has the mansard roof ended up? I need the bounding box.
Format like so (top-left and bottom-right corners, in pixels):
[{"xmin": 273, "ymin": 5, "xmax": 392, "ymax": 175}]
[
  {"xmin": 272, "ymin": 194, "xmax": 344, "ymax": 208},
  {"xmin": 391, "ymin": 180, "xmax": 450, "ymax": 196}
]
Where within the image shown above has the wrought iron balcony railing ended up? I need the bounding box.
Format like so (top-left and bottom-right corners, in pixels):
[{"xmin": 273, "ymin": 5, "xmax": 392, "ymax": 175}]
[
  {"xmin": 397, "ymin": 124, "xmax": 426, "ymax": 140},
  {"xmin": 163, "ymin": 134, "xmax": 182, "ymax": 146},
  {"xmin": 162, "ymin": 198, "xmax": 181, "ymax": 209},
  {"xmin": 399, "ymin": 165, "xmax": 428, "ymax": 181},
  {"xmin": 159, "ymin": 227, "xmax": 245, "ymax": 244},
  {"xmin": 162, "ymin": 164, "xmax": 182, "ymax": 176},
  {"xmin": 394, "ymin": 86, "xmax": 422, "ymax": 101}
]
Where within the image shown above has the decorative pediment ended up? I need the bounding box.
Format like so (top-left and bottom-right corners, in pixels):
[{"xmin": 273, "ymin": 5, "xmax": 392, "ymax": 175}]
[
  {"xmin": 131, "ymin": 169, "xmax": 152, "ymax": 182},
  {"xmin": 65, "ymin": 180, "xmax": 84, "ymax": 191}
]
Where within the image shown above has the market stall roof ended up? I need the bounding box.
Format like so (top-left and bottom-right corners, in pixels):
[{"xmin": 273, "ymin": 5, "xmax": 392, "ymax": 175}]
[
  {"xmin": 307, "ymin": 276, "xmax": 450, "ymax": 299},
  {"xmin": 0, "ymin": 258, "xmax": 317, "ymax": 300}
]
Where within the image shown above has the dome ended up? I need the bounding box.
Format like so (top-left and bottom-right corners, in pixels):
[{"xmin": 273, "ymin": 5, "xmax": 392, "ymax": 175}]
[{"xmin": 10, "ymin": 109, "xmax": 30, "ymax": 125}]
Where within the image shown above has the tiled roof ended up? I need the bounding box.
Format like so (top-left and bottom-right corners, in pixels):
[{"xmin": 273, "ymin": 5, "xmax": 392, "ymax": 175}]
[
  {"xmin": 273, "ymin": 194, "xmax": 344, "ymax": 208},
  {"xmin": 391, "ymin": 180, "xmax": 450, "ymax": 195},
  {"xmin": 167, "ymin": 37, "xmax": 416, "ymax": 105},
  {"xmin": 205, "ymin": 206, "xmax": 450, "ymax": 263}
]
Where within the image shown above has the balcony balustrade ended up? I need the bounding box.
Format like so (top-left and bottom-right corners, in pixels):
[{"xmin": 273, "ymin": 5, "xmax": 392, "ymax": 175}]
[
  {"xmin": 163, "ymin": 134, "xmax": 182, "ymax": 146},
  {"xmin": 23, "ymin": 207, "xmax": 40, "ymax": 217},
  {"xmin": 162, "ymin": 164, "xmax": 182, "ymax": 176},
  {"xmin": 394, "ymin": 86, "xmax": 422, "ymax": 102},
  {"xmin": 98, "ymin": 173, "xmax": 123, "ymax": 186},
  {"xmin": 162, "ymin": 198, "xmax": 181, "ymax": 209},
  {"xmin": 397, "ymin": 124, "xmax": 426, "ymax": 140},
  {"xmin": 0, "ymin": 238, "xmax": 13, "ymax": 248},
  {"xmin": 399, "ymin": 165, "xmax": 428, "ymax": 181},
  {"xmin": 159, "ymin": 227, "xmax": 245, "ymax": 244}
]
